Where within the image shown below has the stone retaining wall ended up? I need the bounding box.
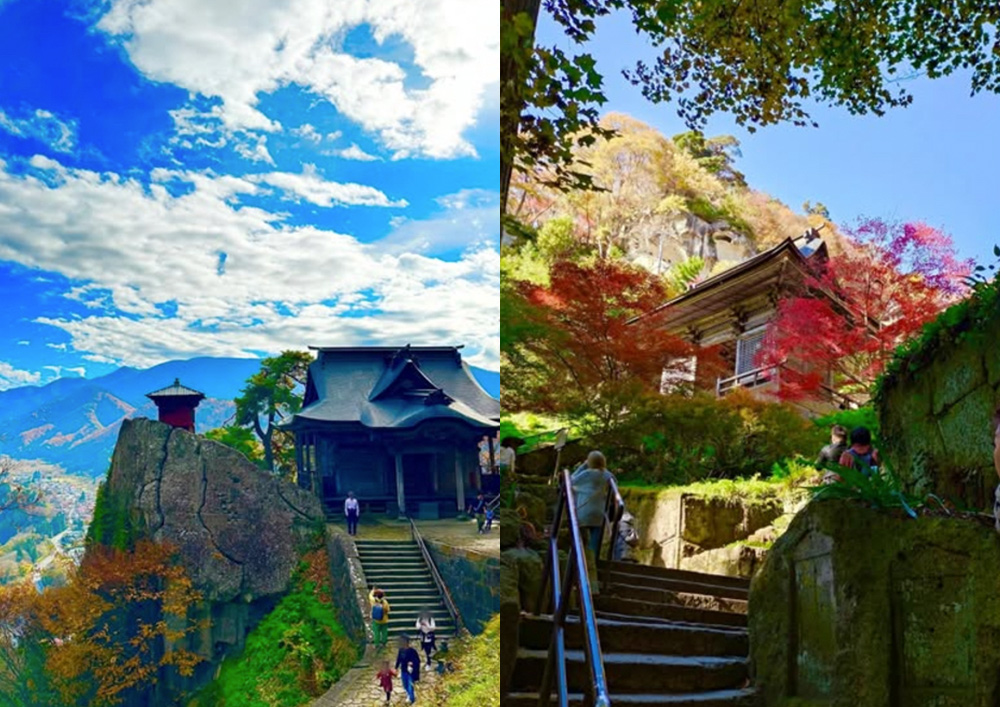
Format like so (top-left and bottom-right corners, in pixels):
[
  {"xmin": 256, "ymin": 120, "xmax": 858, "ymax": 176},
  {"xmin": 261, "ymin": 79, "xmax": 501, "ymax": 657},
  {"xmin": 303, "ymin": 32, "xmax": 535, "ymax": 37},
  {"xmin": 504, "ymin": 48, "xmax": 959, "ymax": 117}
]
[
  {"xmin": 751, "ymin": 499, "xmax": 1000, "ymax": 707},
  {"xmin": 425, "ymin": 540, "xmax": 502, "ymax": 634},
  {"xmin": 621, "ymin": 486, "xmax": 784, "ymax": 573},
  {"xmin": 878, "ymin": 314, "xmax": 1000, "ymax": 509},
  {"xmin": 326, "ymin": 531, "xmax": 370, "ymax": 651}
]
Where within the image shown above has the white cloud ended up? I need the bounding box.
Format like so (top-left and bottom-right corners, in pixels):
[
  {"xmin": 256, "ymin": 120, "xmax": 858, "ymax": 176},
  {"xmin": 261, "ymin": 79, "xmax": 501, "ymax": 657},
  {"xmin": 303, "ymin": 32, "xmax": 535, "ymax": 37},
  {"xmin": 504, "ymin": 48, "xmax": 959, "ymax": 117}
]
[
  {"xmin": 0, "ymin": 156, "xmax": 497, "ymax": 370},
  {"xmin": 95, "ymin": 0, "xmax": 498, "ymax": 159},
  {"xmin": 335, "ymin": 143, "xmax": 380, "ymax": 161},
  {"xmin": 380, "ymin": 188, "xmax": 498, "ymax": 254},
  {"xmin": 291, "ymin": 124, "xmax": 322, "ymax": 143},
  {"xmin": 0, "ymin": 107, "xmax": 77, "ymax": 153},
  {"xmin": 0, "ymin": 361, "xmax": 41, "ymax": 390},
  {"xmin": 16, "ymin": 341, "xmax": 29, "ymax": 346},
  {"xmin": 248, "ymin": 164, "xmax": 407, "ymax": 207}
]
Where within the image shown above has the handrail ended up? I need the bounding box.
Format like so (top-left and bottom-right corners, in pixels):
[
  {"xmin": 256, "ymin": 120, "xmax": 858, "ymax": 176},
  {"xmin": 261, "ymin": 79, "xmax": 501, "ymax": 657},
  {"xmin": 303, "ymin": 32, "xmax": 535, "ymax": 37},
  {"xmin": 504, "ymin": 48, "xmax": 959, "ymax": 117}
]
[
  {"xmin": 408, "ymin": 519, "xmax": 467, "ymax": 636},
  {"xmin": 535, "ymin": 468, "xmax": 611, "ymax": 707},
  {"xmin": 597, "ymin": 475, "xmax": 626, "ymax": 588}
]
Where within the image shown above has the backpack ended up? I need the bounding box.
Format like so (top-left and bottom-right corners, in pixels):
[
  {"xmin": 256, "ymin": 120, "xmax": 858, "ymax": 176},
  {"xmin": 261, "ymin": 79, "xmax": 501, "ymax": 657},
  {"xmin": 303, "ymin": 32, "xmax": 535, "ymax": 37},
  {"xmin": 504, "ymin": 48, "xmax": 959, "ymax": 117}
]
[
  {"xmin": 372, "ymin": 601, "xmax": 385, "ymax": 621},
  {"xmin": 849, "ymin": 449, "xmax": 878, "ymax": 476}
]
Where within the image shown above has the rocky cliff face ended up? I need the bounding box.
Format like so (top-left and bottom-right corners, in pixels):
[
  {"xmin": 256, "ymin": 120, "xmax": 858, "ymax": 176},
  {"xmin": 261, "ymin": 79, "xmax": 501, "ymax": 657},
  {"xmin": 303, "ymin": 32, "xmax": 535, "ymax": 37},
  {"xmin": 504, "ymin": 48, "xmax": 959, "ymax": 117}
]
[
  {"xmin": 624, "ymin": 211, "xmax": 756, "ymax": 274},
  {"xmin": 106, "ymin": 417, "xmax": 324, "ymax": 600},
  {"xmin": 98, "ymin": 418, "xmax": 325, "ymax": 702}
]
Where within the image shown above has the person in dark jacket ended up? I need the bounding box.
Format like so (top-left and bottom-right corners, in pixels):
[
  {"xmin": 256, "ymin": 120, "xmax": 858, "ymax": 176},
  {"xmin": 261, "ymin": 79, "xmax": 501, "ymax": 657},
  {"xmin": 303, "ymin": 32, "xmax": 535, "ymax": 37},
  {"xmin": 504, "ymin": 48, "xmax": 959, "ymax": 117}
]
[
  {"xmin": 816, "ymin": 425, "xmax": 848, "ymax": 467},
  {"xmin": 395, "ymin": 635, "xmax": 421, "ymax": 704}
]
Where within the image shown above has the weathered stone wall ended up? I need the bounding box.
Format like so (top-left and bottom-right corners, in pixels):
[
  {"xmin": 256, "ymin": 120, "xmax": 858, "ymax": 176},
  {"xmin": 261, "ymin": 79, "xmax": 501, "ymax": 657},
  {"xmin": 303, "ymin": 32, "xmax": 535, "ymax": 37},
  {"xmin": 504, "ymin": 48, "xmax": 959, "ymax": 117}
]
[
  {"xmin": 326, "ymin": 532, "xmax": 369, "ymax": 649},
  {"xmin": 620, "ymin": 487, "xmax": 784, "ymax": 574},
  {"xmin": 750, "ymin": 499, "xmax": 1000, "ymax": 707},
  {"xmin": 425, "ymin": 540, "xmax": 502, "ymax": 634},
  {"xmin": 878, "ymin": 319, "xmax": 1000, "ymax": 509}
]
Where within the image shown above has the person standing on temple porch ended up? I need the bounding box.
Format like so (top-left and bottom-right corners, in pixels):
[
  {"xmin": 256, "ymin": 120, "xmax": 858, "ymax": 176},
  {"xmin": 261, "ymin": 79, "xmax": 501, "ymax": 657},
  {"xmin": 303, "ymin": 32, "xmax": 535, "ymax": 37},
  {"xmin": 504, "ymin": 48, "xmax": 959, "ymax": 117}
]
[{"xmin": 345, "ymin": 491, "xmax": 360, "ymax": 536}]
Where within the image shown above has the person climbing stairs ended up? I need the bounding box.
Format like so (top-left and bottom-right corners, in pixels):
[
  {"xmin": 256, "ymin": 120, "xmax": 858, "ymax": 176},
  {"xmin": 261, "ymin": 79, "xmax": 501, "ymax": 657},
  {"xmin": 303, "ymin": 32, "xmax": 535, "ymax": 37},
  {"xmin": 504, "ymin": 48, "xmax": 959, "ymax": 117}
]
[
  {"xmin": 504, "ymin": 559, "xmax": 756, "ymax": 707},
  {"xmin": 354, "ymin": 539, "xmax": 456, "ymax": 641}
]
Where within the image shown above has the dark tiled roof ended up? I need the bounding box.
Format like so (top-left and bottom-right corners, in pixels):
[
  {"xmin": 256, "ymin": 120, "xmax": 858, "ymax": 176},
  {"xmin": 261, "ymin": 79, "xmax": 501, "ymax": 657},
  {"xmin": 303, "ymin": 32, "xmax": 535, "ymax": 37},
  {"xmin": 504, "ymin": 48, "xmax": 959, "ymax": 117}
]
[
  {"xmin": 289, "ymin": 345, "xmax": 500, "ymax": 431},
  {"xmin": 146, "ymin": 378, "xmax": 206, "ymax": 400}
]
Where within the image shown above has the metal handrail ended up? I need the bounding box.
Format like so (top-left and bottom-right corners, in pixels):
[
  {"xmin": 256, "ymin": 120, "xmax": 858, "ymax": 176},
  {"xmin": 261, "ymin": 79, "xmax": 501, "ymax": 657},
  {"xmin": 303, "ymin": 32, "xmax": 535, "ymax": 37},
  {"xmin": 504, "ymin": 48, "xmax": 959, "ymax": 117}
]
[
  {"xmin": 597, "ymin": 475, "xmax": 626, "ymax": 587},
  {"xmin": 535, "ymin": 468, "xmax": 611, "ymax": 707},
  {"xmin": 408, "ymin": 519, "xmax": 467, "ymax": 636}
]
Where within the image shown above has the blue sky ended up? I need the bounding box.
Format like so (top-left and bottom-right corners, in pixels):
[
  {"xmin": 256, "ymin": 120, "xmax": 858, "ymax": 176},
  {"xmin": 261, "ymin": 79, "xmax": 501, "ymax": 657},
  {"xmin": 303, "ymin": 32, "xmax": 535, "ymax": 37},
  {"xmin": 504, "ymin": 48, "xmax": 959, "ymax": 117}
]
[
  {"xmin": 537, "ymin": 11, "xmax": 1000, "ymax": 265},
  {"xmin": 0, "ymin": 0, "xmax": 498, "ymax": 389}
]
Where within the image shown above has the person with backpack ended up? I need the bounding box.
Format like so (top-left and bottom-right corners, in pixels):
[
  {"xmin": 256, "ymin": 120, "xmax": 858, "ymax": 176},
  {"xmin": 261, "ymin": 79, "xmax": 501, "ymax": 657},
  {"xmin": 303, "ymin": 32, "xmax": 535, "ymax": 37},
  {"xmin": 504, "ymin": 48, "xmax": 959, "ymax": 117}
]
[
  {"xmin": 344, "ymin": 491, "xmax": 360, "ymax": 536},
  {"xmin": 369, "ymin": 587, "xmax": 391, "ymax": 649},
  {"xmin": 838, "ymin": 426, "xmax": 881, "ymax": 476},
  {"xmin": 613, "ymin": 510, "xmax": 640, "ymax": 562},
  {"xmin": 395, "ymin": 635, "xmax": 421, "ymax": 704}
]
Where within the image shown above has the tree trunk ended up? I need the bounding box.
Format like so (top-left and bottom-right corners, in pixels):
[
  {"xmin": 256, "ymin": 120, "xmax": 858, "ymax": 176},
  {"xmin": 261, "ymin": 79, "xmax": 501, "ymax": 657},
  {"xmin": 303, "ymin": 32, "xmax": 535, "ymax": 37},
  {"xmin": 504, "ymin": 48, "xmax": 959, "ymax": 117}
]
[{"xmin": 500, "ymin": 0, "xmax": 541, "ymax": 220}]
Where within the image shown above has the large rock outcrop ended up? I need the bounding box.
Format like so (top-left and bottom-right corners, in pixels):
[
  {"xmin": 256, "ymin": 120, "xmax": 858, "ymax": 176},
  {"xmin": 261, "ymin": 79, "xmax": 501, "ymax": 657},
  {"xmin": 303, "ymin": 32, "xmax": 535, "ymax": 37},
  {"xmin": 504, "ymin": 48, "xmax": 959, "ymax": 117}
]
[
  {"xmin": 96, "ymin": 418, "xmax": 325, "ymax": 703},
  {"xmin": 106, "ymin": 418, "xmax": 324, "ymax": 601},
  {"xmin": 750, "ymin": 499, "xmax": 1000, "ymax": 707}
]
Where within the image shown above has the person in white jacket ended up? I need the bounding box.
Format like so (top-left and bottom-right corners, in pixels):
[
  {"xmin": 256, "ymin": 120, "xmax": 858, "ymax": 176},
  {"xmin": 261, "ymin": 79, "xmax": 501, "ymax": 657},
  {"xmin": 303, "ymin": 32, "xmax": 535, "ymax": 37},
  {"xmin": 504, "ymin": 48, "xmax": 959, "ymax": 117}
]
[
  {"xmin": 415, "ymin": 609, "xmax": 437, "ymax": 667},
  {"xmin": 345, "ymin": 491, "xmax": 360, "ymax": 536}
]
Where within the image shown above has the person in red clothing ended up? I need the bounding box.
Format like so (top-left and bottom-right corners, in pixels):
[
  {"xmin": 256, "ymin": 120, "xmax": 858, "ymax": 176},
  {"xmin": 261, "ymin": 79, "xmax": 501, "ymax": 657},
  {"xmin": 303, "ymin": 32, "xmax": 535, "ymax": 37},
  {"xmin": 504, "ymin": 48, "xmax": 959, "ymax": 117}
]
[{"xmin": 376, "ymin": 659, "xmax": 396, "ymax": 704}]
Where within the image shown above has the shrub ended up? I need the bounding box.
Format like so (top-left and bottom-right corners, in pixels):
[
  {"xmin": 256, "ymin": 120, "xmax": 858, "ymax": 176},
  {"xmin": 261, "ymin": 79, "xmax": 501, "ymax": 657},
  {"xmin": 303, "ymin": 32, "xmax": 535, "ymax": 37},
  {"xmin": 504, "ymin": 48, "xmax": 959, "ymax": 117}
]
[
  {"xmin": 428, "ymin": 614, "xmax": 500, "ymax": 707},
  {"xmin": 192, "ymin": 551, "xmax": 358, "ymax": 707},
  {"xmin": 813, "ymin": 406, "xmax": 880, "ymax": 445},
  {"xmin": 599, "ymin": 389, "xmax": 826, "ymax": 485}
]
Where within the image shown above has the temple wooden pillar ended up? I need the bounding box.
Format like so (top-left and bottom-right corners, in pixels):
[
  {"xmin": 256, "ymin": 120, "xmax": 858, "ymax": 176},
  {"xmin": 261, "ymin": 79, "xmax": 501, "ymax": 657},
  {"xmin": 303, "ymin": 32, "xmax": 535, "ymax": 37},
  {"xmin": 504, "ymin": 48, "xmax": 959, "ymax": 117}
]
[
  {"xmin": 454, "ymin": 448, "xmax": 465, "ymax": 512},
  {"xmin": 395, "ymin": 452, "xmax": 407, "ymax": 518}
]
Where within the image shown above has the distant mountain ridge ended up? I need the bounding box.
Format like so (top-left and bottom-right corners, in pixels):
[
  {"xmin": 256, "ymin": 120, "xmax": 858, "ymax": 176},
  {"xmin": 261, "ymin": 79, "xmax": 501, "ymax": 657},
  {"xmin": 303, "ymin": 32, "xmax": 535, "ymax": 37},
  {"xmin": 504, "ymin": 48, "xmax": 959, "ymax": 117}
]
[{"xmin": 0, "ymin": 356, "xmax": 500, "ymax": 477}]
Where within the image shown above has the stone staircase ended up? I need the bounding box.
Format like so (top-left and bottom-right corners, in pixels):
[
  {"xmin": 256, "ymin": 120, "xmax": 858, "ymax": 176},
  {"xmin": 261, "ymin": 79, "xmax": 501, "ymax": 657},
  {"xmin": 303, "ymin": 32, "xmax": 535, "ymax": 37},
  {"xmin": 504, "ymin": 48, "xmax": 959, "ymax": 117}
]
[
  {"xmin": 355, "ymin": 539, "xmax": 456, "ymax": 640},
  {"xmin": 504, "ymin": 560, "xmax": 757, "ymax": 707}
]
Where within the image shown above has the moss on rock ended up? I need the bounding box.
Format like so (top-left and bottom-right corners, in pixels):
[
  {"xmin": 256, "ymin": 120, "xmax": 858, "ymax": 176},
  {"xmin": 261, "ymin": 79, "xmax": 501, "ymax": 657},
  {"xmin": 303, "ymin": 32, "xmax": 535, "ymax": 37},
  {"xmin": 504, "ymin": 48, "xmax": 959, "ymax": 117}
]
[{"xmin": 751, "ymin": 499, "xmax": 1000, "ymax": 707}]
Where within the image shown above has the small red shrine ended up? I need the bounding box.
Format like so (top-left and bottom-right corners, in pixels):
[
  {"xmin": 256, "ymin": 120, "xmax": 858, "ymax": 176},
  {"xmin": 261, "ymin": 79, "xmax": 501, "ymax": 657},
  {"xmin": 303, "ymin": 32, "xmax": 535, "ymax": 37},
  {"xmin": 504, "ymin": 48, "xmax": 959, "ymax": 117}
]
[{"xmin": 146, "ymin": 379, "xmax": 205, "ymax": 432}]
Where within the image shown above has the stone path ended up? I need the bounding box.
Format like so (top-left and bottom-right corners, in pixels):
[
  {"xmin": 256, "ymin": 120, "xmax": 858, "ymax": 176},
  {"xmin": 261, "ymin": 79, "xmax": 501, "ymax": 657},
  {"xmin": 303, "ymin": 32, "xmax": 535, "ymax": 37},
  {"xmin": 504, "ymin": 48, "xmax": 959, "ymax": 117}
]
[
  {"xmin": 311, "ymin": 645, "xmax": 448, "ymax": 707},
  {"xmin": 328, "ymin": 516, "xmax": 500, "ymax": 557}
]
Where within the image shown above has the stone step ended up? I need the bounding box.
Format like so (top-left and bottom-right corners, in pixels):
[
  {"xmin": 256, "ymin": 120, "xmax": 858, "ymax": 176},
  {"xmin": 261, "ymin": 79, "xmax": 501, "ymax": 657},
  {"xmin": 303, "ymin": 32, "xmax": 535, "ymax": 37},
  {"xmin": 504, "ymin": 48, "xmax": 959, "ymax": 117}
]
[
  {"xmin": 595, "ymin": 597, "xmax": 748, "ymax": 629},
  {"xmin": 503, "ymin": 688, "xmax": 759, "ymax": 707},
  {"xmin": 600, "ymin": 561, "xmax": 750, "ymax": 592},
  {"xmin": 606, "ymin": 582, "xmax": 749, "ymax": 615},
  {"xmin": 605, "ymin": 570, "xmax": 749, "ymax": 602},
  {"xmin": 359, "ymin": 559, "xmax": 427, "ymax": 569},
  {"xmin": 519, "ymin": 614, "xmax": 748, "ymax": 657},
  {"xmin": 364, "ymin": 568, "xmax": 432, "ymax": 578},
  {"xmin": 511, "ymin": 649, "xmax": 748, "ymax": 694}
]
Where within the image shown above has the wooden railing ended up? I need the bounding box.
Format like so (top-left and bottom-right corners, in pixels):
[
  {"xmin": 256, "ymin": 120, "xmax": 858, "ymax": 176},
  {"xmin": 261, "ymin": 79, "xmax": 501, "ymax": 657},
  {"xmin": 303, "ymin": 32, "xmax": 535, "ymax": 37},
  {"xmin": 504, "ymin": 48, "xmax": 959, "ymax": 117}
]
[
  {"xmin": 408, "ymin": 519, "xmax": 467, "ymax": 637},
  {"xmin": 715, "ymin": 365, "xmax": 778, "ymax": 396},
  {"xmin": 535, "ymin": 468, "xmax": 615, "ymax": 707}
]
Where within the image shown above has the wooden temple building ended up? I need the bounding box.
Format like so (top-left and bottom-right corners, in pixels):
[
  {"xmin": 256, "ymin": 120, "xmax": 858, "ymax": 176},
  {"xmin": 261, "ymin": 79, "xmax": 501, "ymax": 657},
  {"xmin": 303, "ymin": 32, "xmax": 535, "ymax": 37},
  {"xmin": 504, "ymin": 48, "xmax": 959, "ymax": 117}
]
[
  {"xmin": 642, "ymin": 230, "xmax": 856, "ymax": 414},
  {"xmin": 286, "ymin": 345, "xmax": 500, "ymax": 518}
]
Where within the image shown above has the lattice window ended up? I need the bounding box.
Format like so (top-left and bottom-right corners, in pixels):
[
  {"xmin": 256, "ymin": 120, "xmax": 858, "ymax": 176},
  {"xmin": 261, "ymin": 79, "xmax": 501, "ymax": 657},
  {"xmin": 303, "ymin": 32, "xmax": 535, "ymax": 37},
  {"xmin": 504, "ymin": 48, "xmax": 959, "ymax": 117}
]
[{"xmin": 735, "ymin": 330, "xmax": 766, "ymax": 376}]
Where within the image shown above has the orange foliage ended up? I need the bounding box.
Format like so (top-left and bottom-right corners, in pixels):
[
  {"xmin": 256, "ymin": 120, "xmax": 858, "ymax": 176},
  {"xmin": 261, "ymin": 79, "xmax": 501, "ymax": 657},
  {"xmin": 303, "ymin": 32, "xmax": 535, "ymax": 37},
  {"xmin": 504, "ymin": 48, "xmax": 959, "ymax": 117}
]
[{"xmin": 36, "ymin": 540, "xmax": 203, "ymax": 706}]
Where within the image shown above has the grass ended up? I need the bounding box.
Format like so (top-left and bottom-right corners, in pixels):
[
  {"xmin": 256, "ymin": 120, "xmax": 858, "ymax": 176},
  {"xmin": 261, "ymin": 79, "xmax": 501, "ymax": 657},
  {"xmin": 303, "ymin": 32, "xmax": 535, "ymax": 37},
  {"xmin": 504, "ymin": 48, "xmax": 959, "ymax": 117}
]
[
  {"xmin": 424, "ymin": 615, "xmax": 499, "ymax": 707},
  {"xmin": 188, "ymin": 550, "xmax": 358, "ymax": 707}
]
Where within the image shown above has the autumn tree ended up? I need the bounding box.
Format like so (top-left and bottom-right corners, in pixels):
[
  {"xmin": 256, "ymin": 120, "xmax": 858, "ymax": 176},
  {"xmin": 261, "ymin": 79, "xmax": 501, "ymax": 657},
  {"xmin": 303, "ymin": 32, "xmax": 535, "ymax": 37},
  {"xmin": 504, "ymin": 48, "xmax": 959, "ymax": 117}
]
[
  {"xmin": 37, "ymin": 540, "xmax": 203, "ymax": 707},
  {"xmin": 760, "ymin": 219, "xmax": 972, "ymax": 401},
  {"xmin": 504, "ymin": 257, "xmax": 700, "ymax": 433},
  {"xmin": 502, "ymin": 0, "xmax": 1000, "ymax": 211},
  {"xmin": 0, "ymin": 582, "xmax": 56, "ymax": 707},
  {"xmin": 234, "ymin": 351, "xmax": 313, "ymax": 475}
]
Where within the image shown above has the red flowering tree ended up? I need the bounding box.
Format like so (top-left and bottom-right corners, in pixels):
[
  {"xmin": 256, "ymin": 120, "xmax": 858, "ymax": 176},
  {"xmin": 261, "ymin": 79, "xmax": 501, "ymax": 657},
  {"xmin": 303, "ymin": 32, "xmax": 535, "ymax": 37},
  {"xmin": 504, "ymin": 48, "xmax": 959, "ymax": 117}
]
[
  {"xmin": 507, "ymin": 258, "xmax": 702, "ymax": 432},
  {"xmin": 760, "ymin": 219, "xmax": 971, "ymax": 401}
]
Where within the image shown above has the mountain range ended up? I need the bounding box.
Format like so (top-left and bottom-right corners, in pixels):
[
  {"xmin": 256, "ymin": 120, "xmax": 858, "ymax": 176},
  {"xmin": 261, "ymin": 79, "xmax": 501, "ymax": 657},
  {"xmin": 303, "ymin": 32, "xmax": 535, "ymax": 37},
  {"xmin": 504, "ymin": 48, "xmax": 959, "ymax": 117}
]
[{"xmin": 0, "ymin": 357, "xmax": 501, "ymax": 477}]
